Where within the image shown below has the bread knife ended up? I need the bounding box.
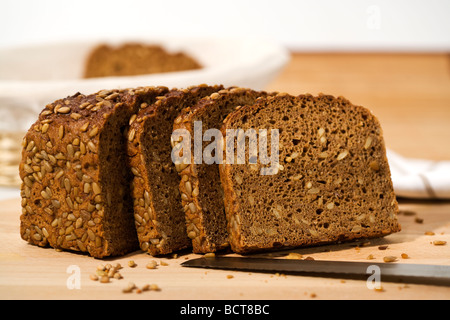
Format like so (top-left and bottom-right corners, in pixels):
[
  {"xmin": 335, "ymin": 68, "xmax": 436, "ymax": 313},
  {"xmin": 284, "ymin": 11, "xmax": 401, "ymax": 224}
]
[{"xmin": 181, "ymin": 256, "xmax": 450, "ymax": 286}]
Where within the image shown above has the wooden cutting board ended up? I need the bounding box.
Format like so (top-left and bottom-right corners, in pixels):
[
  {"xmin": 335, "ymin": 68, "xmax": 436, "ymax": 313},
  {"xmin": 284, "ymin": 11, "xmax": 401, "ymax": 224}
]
[{"xmin": 1, "ymin": 197, "xmax": 449, "ymax": 300}]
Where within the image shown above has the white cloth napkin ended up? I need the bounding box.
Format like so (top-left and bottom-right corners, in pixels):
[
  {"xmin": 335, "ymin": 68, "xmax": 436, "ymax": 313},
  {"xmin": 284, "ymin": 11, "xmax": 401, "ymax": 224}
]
[{"xmin": 387, "ymin": 149, "xmax": 450, "ymax": 199}]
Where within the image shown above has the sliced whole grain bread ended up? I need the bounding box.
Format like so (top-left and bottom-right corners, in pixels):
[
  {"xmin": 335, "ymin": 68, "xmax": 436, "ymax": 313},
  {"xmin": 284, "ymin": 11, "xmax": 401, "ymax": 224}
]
[
  {"xmin": 172, "ymin": 87, "xmax": 273, "ymax": 253},
  {"xmin": 127, "ymin": 84, "xmax": 223, "ymax": 255},
  {"xmin": 19, "ymin": 86, "xmax": 168, "ymax": 258},
  {"xmin": 219, "ymin": 93, "xmax": 401, "ymax": 254}
]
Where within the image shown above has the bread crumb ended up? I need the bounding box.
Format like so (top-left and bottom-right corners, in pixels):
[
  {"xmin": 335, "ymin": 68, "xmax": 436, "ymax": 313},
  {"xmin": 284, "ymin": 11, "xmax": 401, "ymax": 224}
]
[
  {"xmin": 149, "ymin": 284, "xmax": 161, "ymax": 291},
  {"xmin": 398, "ymin": 210, "xmax": 416, "ymax": 216},
  {"xmin": 90, "ymin": 274, "xmax": 99, "ymax": 281},
  {"xmin": 383, "ymin": 256, "xmax": 397, "ymax": 263},
  {"xmin": 146, "ymin": 260, "xmax": 158, "ymax": 269},
  {"xmin": 415, "ymin": 217, "xmax": 424, "ymax": 224},
  {"xmin": 286, "ymin": 252, "xmax": 303, "ymax": 260},
  {"xmin": 360, "ymin": 241, "xmax": 371, "ymax": 247}
]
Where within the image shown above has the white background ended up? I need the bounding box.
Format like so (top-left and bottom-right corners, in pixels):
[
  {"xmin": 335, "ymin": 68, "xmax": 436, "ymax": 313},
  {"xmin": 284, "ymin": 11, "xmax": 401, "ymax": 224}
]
[{"xmin": 0, "ymin": 0, "xmax": 449, "ymax": 51}]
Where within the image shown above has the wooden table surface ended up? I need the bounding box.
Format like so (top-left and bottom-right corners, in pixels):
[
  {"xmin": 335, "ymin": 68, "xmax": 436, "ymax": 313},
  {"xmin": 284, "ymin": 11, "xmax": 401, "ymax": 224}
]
[
  {"xmin": 1, "ymin": 52, "xmax": 450, "ymax": 300},
  {"xmin": 266, "ymin": 53, "xmax": 450, "ymax": 161}
]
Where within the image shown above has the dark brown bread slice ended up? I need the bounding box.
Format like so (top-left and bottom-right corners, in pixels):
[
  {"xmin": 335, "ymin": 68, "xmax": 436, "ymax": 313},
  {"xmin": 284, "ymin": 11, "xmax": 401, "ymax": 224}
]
[
  {"xmin": 84, "ymin": 43, "xmax": 202, "ymax": 78},
  {"xmin": 127, "ymin": 84, "xmax": 223, "ymax": 255},
  {"xmin": 172, "ymin": 87, "xmax": 273, "ymax": 253},
  {"xmin": 219, "ymin": 93, "xmax": 401, "ymax": 254},
  {"xmin": 19, "ymin": 86, "xmax": 168, "ymax": 258}
]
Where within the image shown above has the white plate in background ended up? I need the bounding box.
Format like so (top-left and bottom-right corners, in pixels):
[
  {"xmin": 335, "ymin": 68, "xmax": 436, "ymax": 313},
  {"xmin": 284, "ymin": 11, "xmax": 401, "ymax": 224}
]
[
  {"xmin": 0, "ymin": 36, "xmax": 289, "ymax": 196},
  {"xmin": 0, "ymin": 36, "xmax": 290, "ymax": 122}
]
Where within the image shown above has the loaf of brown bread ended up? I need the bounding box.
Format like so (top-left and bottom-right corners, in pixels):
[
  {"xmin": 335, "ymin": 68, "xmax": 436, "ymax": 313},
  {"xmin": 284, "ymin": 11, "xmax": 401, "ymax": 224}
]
[
  {"xmin": 127, "ymin": 84, "xmax": 223, "ymax": 255},
  {"xmin": 84, "ymin": 43, "xmax": 202, "ymax": 78},
  {"xmin": 19, "ymin": 86, "xmax": 168, "ymax": 258},
  {"xmin": 219, "ymin": 93, "xmax": 400, "ymax": 254},
  {"xmin": 20, "ymin": 85, "xmax": 401, "ymax": 258},
  {"xmin": 172, "ymin": 88, "xmax": 273, "ymax": 253}
]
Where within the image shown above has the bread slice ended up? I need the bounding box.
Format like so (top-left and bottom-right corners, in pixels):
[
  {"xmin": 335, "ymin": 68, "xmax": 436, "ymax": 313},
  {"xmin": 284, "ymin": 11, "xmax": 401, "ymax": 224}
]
[
  {"xmin": 19, "ymin": 86, "xmax": 168, "ymax": 258},
  {"xmin": 172, "ymin": 88, "xmax": 273, "ymax": 253},
  {"xmin": 219, "ymin": 93, "xmax": 401, "ymax": 254},
  {"xmin": 127, "ymin": 84, "xmax": 223, "ymax": 255}
]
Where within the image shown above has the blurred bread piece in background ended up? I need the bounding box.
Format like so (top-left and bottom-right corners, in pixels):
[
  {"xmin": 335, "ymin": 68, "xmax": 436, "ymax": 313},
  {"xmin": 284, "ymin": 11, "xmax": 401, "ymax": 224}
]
[{"xmin": 83, "ymin": 43, "xmax": 202, "ymax": 78}]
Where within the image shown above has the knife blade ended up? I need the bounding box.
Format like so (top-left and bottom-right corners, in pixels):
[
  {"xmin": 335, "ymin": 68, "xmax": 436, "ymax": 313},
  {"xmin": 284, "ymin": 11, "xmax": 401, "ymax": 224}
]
[{"xmin": 181, "ymin": 256, "xmax": 450, "ymax": 286}]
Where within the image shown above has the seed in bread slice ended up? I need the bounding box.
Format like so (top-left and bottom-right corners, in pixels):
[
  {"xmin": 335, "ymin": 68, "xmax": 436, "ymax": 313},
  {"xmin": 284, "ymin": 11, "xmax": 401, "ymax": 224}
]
[
  {"xmin": 19, "ymin": 86, "xmax": 168, "ymax": 258},
  {"xmin": 172, "ymin": 87, "xmax": 273, "ymax": 253},
  {"xmin": 219, "ymin": 93, "xmax": 401, "ymax": 254},
  {"xmin": 127, "ymin": 84, "xmax": 223, "ymax": 255}
]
